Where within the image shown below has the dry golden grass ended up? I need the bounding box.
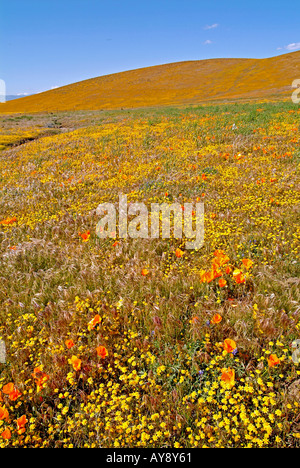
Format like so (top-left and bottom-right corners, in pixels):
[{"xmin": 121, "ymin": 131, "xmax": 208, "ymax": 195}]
[{"xmin": 1, "ymin": 51, "xmax": 300, "ymax": 114}]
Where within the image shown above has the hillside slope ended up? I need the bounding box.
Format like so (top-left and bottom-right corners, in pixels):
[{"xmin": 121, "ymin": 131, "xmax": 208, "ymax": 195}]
[{"xmin": 1, "ymin": 51, "xmax": 300, "ymax": 113}]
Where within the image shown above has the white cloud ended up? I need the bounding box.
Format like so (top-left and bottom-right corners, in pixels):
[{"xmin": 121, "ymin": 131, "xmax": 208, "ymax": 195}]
[
  {"xmin": 204, "ymin": 23, "xmax": 219, "ymax": 30},
  {"xmin": 203, "ymin": 40, "xmax": 213, "ymax": 45},
  {"xmin": 278, "ymin": 42, "xmax": 300, "ymax": 51}
]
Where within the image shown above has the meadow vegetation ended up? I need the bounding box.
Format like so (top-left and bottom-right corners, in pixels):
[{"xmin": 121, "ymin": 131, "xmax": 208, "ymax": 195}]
[{"xmin": 0, "ymin": 101, "xmax": 299, "ymax": 448}]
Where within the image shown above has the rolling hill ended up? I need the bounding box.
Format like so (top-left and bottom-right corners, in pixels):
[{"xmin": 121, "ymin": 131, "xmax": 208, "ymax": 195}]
[{"xmin": 1, "ymin": 51, "xmax": 300, "ymax": 113}]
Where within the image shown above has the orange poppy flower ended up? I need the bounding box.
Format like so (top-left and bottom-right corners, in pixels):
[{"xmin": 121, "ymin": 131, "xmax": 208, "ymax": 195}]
[
  {"xmin": 65, "ymin": 339, "xmax": 75, "ymax": 349},
  {"xmin": 2, "ymin": 383, "xmax": 14, "ymax": 395},
  {"xmin": 241, "ymin": 259, "xmax": 253, "ymax": 270},
  {"xmin": 206, "ymin": 271, "xmax": 215, "ymax": 283},
  {"xmin": 212, "ymin": 266, "xmax": 223, "ymax": 280},
  {"xmin": 96, "ymin": 346, "xmax": 108, "ymax": 359},
  {"xmin": 211, "ymin": 314, "xmax": 222, "ymax": 324},
  {"xmin": 70, "ymin": 355, "xmax": 82, "ymax": 371},
  {"xmin": 79, "ymin": 231, "xmax": 90, "ymax": 242},
  {"xmin": 141, "ymin": 269, "xmax": 149, "ymax": 276},
  {"xmin": 175, "ymin": 248, "xmax": 184, "ymax": 258},
  {"xmin": 87, "ymin": 314, "xmax": 101, "ymax": 331},
  {"xmin": 221, "ymin": 368, "xmax": 235, "ymax": 387},
  {"xmin": 213, "ymin": 250, "xmax": 230, "ymax": 267},
  {"xmin": 191, "ymin": 316, "xmax": 201, "ymax": 324},
  {"xmin": 233, "ymin": 269, "xmax": 246, "ymax": 284},
  {"xmin": 2, "ymin": 382, "xmax": 21, "ymax": 401},
  {"xmin": 17, "ymin": 415, "xmax": 27, "ymax": 427},
  {"xmin": 219, "ymin": 278, "xmax": 227, "ymax": 288},
  {"xmin": 1, "ymin": 428, "xmax": 11, "ymax": 440},
  {"xmin": 268, "ymin": 354, "xmax": 280, "ymax": 368},
  {"xmin": 200, "ymin": 270, "xmax": 207, "ymax": 283},
  {"xmin": 9, "ymin": 388, "xmax": 22, "ymax": 401},
  {"xmin": 223, "ymin": 339, "xmax": 237, "ymax": 354},
  {"xmin": 32, "ymin": 367, "xmax": 44, "ymax": 380},
  {"xmin": 17, "ymin": 415, "xmax": 27, "ymax": 435},
  {"xmin": 32, "ymin": 367, "xmax": 49, "ymax": 393},
  {"xmin": 0, "ymin": 406, "xmax": 9, "ymax": 421}
]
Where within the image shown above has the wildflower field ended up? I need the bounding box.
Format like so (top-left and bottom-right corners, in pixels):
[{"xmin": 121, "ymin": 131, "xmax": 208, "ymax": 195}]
[{"xmin": 0, "ymin": 101, "xmax": 299, "ymax": 448}]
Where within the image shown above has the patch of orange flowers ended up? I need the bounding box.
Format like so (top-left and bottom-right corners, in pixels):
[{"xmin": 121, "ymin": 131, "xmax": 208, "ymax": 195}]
[
  {"xmin": 200, "ymin": 250, "xmax": 229, "ymax": 284},
  {"xmin": 200, "ymin": 251, "xmax": 253, "ymax": 287},
  {"xmin": 0, "ymin": 217, "xmax": 17, "ymax": 226}
]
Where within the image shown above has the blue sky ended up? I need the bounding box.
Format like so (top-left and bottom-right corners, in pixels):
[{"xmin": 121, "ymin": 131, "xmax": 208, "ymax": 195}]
[{"xmin": 1, "ymin": 0, "xmax": 299, "ymax": 95}]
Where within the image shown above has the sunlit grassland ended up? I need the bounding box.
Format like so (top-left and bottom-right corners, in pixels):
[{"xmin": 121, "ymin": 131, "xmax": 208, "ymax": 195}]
[{"xmin": 0, "ymin": 101, "xmax": 299, "ymax": 448}]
